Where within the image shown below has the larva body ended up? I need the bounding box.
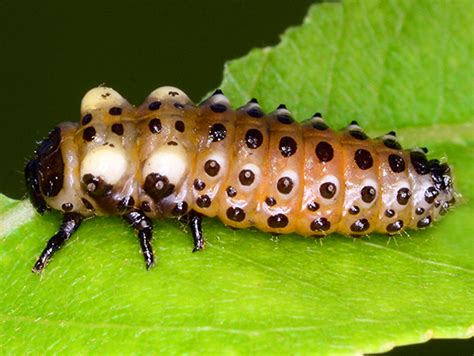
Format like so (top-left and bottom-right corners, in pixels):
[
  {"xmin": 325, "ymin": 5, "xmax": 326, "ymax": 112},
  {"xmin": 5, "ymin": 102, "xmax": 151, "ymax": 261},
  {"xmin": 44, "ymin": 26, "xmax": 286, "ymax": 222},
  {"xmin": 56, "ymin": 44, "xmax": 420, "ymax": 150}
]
[{"xmin": 26, "ymin": 86, "xmax": 456, "ymax": 271}]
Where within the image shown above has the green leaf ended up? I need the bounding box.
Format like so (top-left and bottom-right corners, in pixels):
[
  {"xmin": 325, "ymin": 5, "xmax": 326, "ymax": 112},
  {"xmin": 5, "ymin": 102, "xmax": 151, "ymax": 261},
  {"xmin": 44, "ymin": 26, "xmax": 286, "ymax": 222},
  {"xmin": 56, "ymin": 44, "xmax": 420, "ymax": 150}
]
[{"xmin": 1, "ymin": 0, "xmax": 473, "ymax": 354}]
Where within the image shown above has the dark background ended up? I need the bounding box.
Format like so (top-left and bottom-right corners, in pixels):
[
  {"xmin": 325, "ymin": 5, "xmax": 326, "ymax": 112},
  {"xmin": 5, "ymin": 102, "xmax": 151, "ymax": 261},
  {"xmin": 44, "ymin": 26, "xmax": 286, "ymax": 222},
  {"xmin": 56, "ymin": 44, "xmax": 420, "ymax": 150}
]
[{"xmin": 0, "ymin": 0, "xmax": 471, "ymax": 354}]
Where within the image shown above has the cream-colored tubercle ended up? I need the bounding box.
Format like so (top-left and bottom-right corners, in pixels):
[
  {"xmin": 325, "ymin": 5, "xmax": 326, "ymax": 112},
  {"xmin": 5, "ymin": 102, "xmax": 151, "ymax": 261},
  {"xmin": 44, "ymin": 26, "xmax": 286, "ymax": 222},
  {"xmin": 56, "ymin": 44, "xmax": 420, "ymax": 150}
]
[
  {"xmin": 80, "ymin": 86, "xmax": 132, "ymax": 114},
  {"xmin": 142, "ymin": 145, "xmax": 189, "ymax": 186},
  {"xmin": 80, "ymin": 146, "xmax": 128, "ymax": 185}
]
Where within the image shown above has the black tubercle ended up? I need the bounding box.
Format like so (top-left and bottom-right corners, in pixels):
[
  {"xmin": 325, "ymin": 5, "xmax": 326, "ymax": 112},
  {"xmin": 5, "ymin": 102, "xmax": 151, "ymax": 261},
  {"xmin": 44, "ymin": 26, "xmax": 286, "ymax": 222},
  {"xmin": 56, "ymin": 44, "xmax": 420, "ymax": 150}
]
[
  {"xmin": 429, "ymin": 159, "xmax": 452, "ymax": 191},
  {"xmin": 212, "ymin": 89, "xmax": 223, "ymax": 96},
  {"xmin": 144, "ymin": 173, "xmax": 175, "ymax": 202},
  {"xmin": 82, "ymin": 174, "xmax": 113, "ymax": 197}
]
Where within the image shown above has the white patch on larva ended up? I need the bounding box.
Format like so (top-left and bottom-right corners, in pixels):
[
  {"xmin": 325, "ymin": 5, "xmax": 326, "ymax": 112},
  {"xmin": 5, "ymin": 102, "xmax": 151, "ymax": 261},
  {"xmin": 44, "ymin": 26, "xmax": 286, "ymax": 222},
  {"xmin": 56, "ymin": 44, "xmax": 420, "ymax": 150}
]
[
  {"xmin": 81, "ymin": 87, "xmax": 131, "ymax": 114},
  {"xmin": 146, "ymin": 86, "xmax": 192, "ymax": 105},
  {"xmin": 143, "ymin": 145, "xmax": 189, "ymax": 185},
  {"xmin": 208, "ymin": 93, "xmax": 230, "ymax": 107},
  {"xmin": 80, "ymin": 146, "xmax": 128, "ymax": 185},
  {"xmin": 318, "ymin": 174, "xmax": 340, "ymax": 203},
  {"xmin": 239, "ymin": 163, "xmax": 261, "ymax": 191}
]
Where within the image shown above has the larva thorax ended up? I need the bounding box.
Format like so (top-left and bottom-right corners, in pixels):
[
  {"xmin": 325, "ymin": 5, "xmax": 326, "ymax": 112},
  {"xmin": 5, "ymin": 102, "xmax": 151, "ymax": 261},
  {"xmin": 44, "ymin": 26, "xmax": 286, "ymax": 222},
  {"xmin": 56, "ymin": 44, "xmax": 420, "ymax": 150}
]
[{"xmin": 27, "ymin": 86, "xmax": 456, "ymax": 240}]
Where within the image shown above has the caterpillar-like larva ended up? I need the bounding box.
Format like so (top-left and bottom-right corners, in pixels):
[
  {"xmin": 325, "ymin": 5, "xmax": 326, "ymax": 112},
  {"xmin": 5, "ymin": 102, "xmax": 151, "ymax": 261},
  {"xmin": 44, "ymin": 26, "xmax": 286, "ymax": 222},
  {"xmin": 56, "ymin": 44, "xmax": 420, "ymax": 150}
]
[{"xmin": 26, "ymin": 86, "xmax": 456, "ymax": 272}]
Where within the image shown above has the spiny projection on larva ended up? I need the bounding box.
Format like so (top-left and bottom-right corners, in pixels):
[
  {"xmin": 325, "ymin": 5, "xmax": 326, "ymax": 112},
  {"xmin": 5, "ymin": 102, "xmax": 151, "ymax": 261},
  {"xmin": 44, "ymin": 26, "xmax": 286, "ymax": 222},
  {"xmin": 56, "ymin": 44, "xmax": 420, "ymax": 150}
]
[{"xmin": 25, "ymin": 86, "xmax": 456, "ymax": 272}]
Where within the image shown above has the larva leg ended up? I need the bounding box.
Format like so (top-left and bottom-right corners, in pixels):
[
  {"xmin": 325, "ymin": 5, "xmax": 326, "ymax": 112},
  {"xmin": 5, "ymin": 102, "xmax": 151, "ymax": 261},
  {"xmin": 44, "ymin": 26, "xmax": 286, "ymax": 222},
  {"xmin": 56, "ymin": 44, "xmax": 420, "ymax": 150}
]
[
  {"xmin": 188, "ymin": 210, "xmax": 204, "ymax": 252},
  {"xmin": 122, "ymin": 210, "xmax": 155, "ymax": 270},
  {"xmin": 32, "ymin": 213, "xmax": 83, "ymax": 273}
]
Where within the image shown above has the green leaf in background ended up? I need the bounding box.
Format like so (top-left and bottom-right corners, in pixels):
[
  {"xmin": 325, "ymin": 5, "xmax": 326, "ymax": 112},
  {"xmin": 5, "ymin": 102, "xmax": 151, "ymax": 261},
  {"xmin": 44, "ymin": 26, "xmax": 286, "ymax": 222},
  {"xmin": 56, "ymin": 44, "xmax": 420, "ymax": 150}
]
[{"xmin": 1, "ymin": 0, "xmax": 473, "ymax": 354}]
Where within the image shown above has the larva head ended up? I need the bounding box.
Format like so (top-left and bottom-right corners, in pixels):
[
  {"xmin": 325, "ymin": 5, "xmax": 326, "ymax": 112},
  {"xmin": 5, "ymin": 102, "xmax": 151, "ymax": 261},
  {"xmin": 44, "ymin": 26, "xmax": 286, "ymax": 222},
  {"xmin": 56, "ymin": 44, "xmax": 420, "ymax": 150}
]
[{"xmin": 429, "ymin": 159, "xmax": 457, "ymax": 215}]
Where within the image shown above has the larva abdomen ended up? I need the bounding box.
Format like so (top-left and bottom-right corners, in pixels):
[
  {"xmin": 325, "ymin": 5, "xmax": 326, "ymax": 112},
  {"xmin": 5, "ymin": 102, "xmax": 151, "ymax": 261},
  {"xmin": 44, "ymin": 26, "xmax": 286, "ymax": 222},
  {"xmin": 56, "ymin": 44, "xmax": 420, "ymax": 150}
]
[{"xmin": 26, "ymin": 86, "xmax": 456, "ymax": 272}]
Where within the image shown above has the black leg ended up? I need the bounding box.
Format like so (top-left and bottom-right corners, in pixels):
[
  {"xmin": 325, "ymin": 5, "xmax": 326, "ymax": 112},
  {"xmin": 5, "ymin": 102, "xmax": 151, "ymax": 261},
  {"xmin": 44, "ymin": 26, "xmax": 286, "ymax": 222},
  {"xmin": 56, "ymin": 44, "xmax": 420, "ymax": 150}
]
[
  {"xmin": 123, "ymin": 210, "xmax": 155, "ymax": 270},
  {"xmin": 188, "ymin": 210, "xmax": 204, "ymax": 252},
  {"xmin": 32, "ymin": 212, "xmax": 83, "ymax": 273}
]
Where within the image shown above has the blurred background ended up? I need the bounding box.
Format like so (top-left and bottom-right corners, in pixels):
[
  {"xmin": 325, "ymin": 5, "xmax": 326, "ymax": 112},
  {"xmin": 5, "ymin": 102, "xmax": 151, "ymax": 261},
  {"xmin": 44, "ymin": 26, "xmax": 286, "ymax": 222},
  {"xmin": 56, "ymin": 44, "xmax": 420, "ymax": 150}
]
[{"xmin": 0, "ymin": 0, "xmax": 471, "ymax": 353}]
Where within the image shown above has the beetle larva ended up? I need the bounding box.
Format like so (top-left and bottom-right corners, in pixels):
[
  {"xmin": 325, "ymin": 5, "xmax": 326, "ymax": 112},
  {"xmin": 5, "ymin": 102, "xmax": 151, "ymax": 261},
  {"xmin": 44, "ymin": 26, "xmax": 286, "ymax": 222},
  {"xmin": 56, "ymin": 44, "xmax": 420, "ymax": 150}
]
[{"xmin": 25, "ymin": 86, "xmax": 456, "ymax": 272}]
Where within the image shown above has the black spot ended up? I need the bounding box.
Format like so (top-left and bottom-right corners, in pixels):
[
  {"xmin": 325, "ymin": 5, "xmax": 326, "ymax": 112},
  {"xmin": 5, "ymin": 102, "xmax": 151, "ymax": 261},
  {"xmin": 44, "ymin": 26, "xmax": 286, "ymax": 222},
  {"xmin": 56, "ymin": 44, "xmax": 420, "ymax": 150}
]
[
  {"xmin": 174, "ymin": 103, "xmax": 184, "ymax": 109},
  {"xmin": 172, "ymin": 201, "xmax": 188, "ymax": 216},
  {"xmin": 388, "ymin": 154, "xmax": 406, "ymax": 173},
  {"xmin": 196, "ymin": 195, "xmax": 211, "ymax": 208},
  {"xmin": 277, "ymin": 114, "xmax": 294, "ymax": 124},
  {"xmin": 111, "ymin": 123, "xmax": 124, "ymax": 136},
  {"xmin": 208, "ymin": 123, "xmax": 227, "ymax": 142},
  {"xmin": 320, "ymin": 182, "xmax": 336, "ymax": 199},
  {"xmin": 193, "ymin": 179, "xmax": 206, "ymax": 191},
  {"xmin": 148, "ymin": 101, "xmax": 161, "ymax": 111},
  {"xmin": 385, "ymin": 209, "xmax": 395, "ymax": 218},
  {"xmin": 350, "ymin": 219, "xmax": 370, "ymax": 233},
  {"xmin": 210, "ymin": 103, "xmax": 227, "ymax": 113},
  {"xmin": 82, "ymin": 113, "xmax": 92, "ymax": 125},
  {"xmin": 247, "ymin": 107, "xmax": 264, "ymax": 118},
  {"xmin": 267, "ymin": 214, "xmax": 289, "ymax": 228},
  {"xmin": 361, "ymin": 186, "xmax": 376, "ymax": 203},
  {"xmin": 354, "ymin": 149, "xmax": 373, "ymax": 170},
  {"xmin": 386, "ymin": 220, "xmax": 404, "ymax": 233},
  {"xmin": 109, "ymin": 107, "xmax": 122, "ymax": 116},
  {"xmin": 307, "ymin": 201, "xmax": 319, "ymax": 211},
  {"xmin": 349, "ymin": 129, "xmax": 368, "ymax": 140},
  {"xmin": 204, "ymin": 160, "xmax": 220, "ymax": 177},
  {"xmin": 312, "ymin": 121, "xmax": 328, "ymax": 130},
  {"xmin": 410, "ymin": 151, "xmax": 430, "ymax": 175},
  {"xmin": 83, "ymin": 126, "xmax": 96, "ymax": 141},
  {"xmin": 434, "ymin": 200, "xmax": 441, "ymax": 208},
  {"xmin": 383, "ymin": 138, "xmax": 401, "ymax": 150},
  {"xmin": 81, "ymin": 198, "xmax": 94, "ymax": 211},
  {"xmin": 62, "ymin": 202, "xmax": 73, "ymax": 212},
  {"xmin": 417, "ymin": 216, "xmax": 432, "ymax": 228},
  {"xmin": 279, "ymin": 136, "xmax": 297, "ymax": 157},
  {"xmin": 315, "ymin": 141, "xmax": 334, "ymax": 163},
  {"xmin": 168, "ymin": 141, "xmax": 178, "ymax": 146},
  {"xmin": 226, "ymin": 186, "xmax": 237, "ymax": 197},
  {"xmin": 144, "ymin": 173, "xmax": 175, "ymax": 202},
  {"xmin": 117, "ymin": 196, "xmax": 135, "ymax": 212},
  {"xmin": 310, "ymin": 217, "xmax": 330, "ymax": 232},
  {"xmin": 169, "ymin": 91, "xmax": 179, "ymax": 97},
  {"xmin": 424, "ymin": 186, "xmax": 439, "ymax": 204},
  {"xmin": 245, "ymin": 129, "xmax": 264, "ymax": 149},
  {"xmin": 349, "ymin": 206, "xmax": 360, "ymax": 215},
  {"xmin": 277, "ymin": 177, "xmax": 294, "ymax": 194},
  {"xmin": 175, "ymin": 120, "xmax": 185, "ymax": 132},
  {"xmin": 142, "ymin": 201, "xmax": 152, "ymax": 212},
  {"xmin": 265, "ymin": 196, "xmax": 276, "ymax": 206},
  {"xmin": 397, "ymin": 188, "xmax": 411, "ymax": 205},
  {"xmin": 226, "ymin": 207, "xmax": 246, "ymax": 222},
  {"xmin": 82, "ymin": 174, "xmax": 112, "ymax": 197},
  {"xmin": 415, "ymin": 207, "xmax": 425, "ymax": 215},
  {"xmin": 148, "ymin": 118, "xmax": 162, "ymax": 134},
  {"xmin": 239, "ymin": 169, "xmax": 255, "ymax": 186}
]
